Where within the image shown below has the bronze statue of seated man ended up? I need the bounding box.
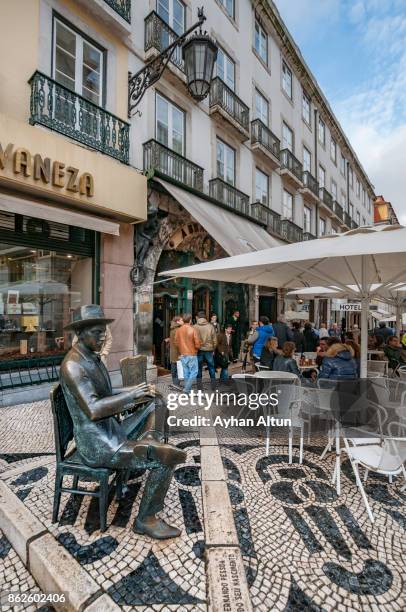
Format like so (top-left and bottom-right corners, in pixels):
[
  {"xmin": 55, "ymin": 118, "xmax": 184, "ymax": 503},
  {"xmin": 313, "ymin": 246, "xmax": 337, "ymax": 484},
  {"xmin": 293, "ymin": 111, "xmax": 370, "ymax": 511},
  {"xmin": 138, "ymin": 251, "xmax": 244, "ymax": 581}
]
[{"xmin": 60, "ymin": 305, "xmax": 186, "ymax": 540}]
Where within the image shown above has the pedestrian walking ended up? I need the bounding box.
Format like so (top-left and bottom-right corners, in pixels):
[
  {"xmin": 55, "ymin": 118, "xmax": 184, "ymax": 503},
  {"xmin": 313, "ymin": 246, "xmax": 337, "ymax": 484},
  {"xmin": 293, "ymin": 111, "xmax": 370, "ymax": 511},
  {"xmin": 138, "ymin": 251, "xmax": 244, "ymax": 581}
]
[
  {"xmin": 194, "ymin": 311, "xmax": 217, "ymax": 383},
  {"xmin": 328, "ymin": 322, "xmax": 340, "ymax": 337},
  {"xmin": 272, "ymin": 314, "xmax": 293, "ymax": 347},
  {"xmin": 374, "ymin": 321, "xmax": 393, "ymax": 343},
  {"xmin": 351, "ymin": 324, "xmax": 361, "ymax": 344},
  {"xmin": 242, "ymin": 320, "xmax": 258, "ymax": 371},
  {"xmin": 216, "ymin": 324, "xmax": 234, "ymax": 380},
  {"xmin": 250, "ymin": 316, "xmax": 275, "ymax": 363},
  {"xmin": 227, "ymin": 310, "xmax": 241, "ymax": 362},
  {"xmin": 175, "ymin": 313, "xmax": 201, "ymax": 393},
  {"xmin": 291, "ymin": 321, "xmax": 305, "ymax": 354},
  {"xmin": 318, "ymin": 323, "xmax": 329, "ymax": 339},
  {"xmin": 303, "ymin": 322, "xmax": 319, "ymax": 352},
  {"xmin": 210, "ymin": 313, "xmax": 220, "ymax": 334},
  {"xmin": 168, "ymin": 315, "xmax": 183, "ymax": 388}
]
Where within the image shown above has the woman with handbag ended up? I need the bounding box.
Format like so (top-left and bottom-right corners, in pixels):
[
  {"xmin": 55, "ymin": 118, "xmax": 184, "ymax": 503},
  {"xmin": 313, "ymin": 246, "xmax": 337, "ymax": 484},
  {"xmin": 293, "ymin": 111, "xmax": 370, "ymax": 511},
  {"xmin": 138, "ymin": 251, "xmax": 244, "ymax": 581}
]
[{"xmin": 216, "ymin": 324, "xmax": 234, "ymax": 380}]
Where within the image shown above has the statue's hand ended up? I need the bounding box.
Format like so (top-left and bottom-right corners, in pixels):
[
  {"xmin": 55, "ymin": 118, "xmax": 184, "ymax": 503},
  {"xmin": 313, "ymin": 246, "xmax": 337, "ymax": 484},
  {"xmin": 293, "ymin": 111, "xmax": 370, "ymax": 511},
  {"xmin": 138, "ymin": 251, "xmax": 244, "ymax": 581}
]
[{"xmin": 131, "ymin": 383, "xmax": 150, "ymax": 399}]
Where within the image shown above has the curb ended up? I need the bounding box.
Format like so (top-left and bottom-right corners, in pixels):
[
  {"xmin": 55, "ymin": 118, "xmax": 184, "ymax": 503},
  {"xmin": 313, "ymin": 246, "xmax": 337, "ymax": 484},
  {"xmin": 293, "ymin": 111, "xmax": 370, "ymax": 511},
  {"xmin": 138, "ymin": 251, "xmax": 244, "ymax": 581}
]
[
  {"xmin": 0, "ymin": 473, "xmax": 119, "ymax": 611},
  {"xmin": 199, "ymin": 426, "xmax": 253, "ymax": 612}
]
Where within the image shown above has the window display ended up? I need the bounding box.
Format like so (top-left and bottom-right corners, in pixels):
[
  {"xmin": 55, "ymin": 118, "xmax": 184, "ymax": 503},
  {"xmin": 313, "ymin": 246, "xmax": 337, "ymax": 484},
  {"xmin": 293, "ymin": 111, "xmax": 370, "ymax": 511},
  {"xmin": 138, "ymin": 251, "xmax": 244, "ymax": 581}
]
[{"xmin": 0, "ymin": 245, "xmax": 93, "ymax": 362}]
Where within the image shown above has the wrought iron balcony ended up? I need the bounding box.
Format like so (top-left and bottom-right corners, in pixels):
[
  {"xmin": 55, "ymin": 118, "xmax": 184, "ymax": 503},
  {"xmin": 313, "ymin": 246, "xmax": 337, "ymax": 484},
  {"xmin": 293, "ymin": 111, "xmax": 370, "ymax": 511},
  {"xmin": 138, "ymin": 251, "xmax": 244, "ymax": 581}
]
[
  {"xmin": 302, "ymin": 171, "xmax": 319, "ymax": 197},
  {"xmin": 145, "ymin": 11, "xmax": 184, "ymax": 72},
  {"xmin": 251, "ymin": 119, "xmax": 280, "ymax": 165},
  {"xmin": 29, "ymin": 71, "xmax": 129, "ymax": 164},
  {"xmin": 319, "ymin": 187, "xmax": 334, "ymax": 213},
  {"xmin": 303, "ymin": 231, "xmax": 316, "ymax": 240},
  {"xmin": 280, "ymin": 149, "xmax": 303, "ymax": 185},
  {"xmin": 333, "ymin": 200, "xmax": 343, "ymax": 221},
  {"xmin": 143, "ymin": 139, "xmax": 203, "ymax": 191},
  {"xmin": 104, "ymin": 0, "xmax": 131, "ymax": 23},
  {"xmin": 251, "ymin": 202, "xmax": 281, "ymax": 235},
  {"xmin": 280, "ymin": 219, "xmax": 303, "ymax": 243},
  {"xmin": 343, "ymin": 211, "xmax": 351, "ymax": 228},
  {"xmin": 209, "ymin": 77, "xmax": 249, "ymax": 137},
  {"xmin": 209, "ymin": 178, "xmax": 249, "ymax": 215}
]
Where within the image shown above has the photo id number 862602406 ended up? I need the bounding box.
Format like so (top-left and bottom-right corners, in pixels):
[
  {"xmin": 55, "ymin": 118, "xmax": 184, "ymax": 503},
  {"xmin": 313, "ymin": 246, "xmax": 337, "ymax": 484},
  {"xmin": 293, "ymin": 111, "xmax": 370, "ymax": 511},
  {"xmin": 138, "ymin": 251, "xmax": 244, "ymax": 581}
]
[{"xmin": 0, "ymin": 591, "xmax": 67, "ymax": 608}]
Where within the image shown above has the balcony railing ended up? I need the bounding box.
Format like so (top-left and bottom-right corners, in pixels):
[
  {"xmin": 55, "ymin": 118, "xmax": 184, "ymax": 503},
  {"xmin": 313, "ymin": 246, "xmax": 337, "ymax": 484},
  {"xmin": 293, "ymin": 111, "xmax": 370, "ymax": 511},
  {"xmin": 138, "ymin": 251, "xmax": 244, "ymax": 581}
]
[
  {"xmin": 343, "ymin": 211, "xmax": 351, "ymax": 227},
  {"xmin": 319, "ymin": 187, "xmax": 334, "ymax": 213},
  {"xmin": 29, "ymin": 71, "xmax": 129, "ymax": 164},
  {"xmin": 104, "ymin": 0, "xmax": 131, "ymax": 23},
  {"xmin": 333, "ymin": 200, "xmax": 344, "ymax": 221},
  {"xmin": 280, "ymin": 149, "xmax": 303, "ymax": 183},
  {"xmin": 303, "ymin": 231, "xmax": 316, "ymax": 240},
  {"xmin": 251, "ymin": 119, "xmax": 280, "ymax": 159},
  {"xmin": 302, "ymin": 171, "xmax": 319, "ymax": 197},
  {"xmin": 209, "ymin": 178, "xmax": 249, "ymax": 215},
  {"xmin": 251, "ymin": 203, "xmax": 281, "ymax": 235},
  {"xmin": 143, "ymin": 139, "xmax": 203, "ymax": 191},
  {"xmin": 145, "ymin": 11, "xmax": 183, "ymax": 72},
  {"xmin": 209, "ymin": 77, "xmax": 249, "ymax": 132},
  {"xmin": 351, "ymin": 220, "xmax": 359, "ymax": 229},
  {"xmin": 280, "ymin": 219, "xmax": 303, "ymax": 242}
]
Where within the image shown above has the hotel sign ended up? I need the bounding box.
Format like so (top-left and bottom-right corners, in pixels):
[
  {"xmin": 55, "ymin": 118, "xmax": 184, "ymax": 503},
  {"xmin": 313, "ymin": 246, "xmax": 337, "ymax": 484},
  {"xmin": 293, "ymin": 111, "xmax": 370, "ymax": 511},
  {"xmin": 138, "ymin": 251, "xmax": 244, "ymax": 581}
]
[{"xmin": 0, "ymin": 142, "xmax": 94, "ymax": 197}]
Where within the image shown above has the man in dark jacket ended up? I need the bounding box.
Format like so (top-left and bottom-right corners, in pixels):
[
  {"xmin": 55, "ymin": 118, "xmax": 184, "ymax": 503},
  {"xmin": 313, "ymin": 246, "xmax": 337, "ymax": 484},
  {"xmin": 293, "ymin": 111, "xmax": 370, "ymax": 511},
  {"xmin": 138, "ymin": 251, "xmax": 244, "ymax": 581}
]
[
  {"xmin": 60, "ymin": 305, "xmax": 186, "ymax": 539},
  {"xmin": 216, "ymin": 324, "xmax": 234, "ymax": 379},
  {"xmin": 250, "ymin": 316, "xmax": 275, "ymax": 362},
  {"xmin": 227, "ymin": 310, "xmax": 241, "ymax": 361},
  {"xmin": 194, "ymin": 311, "xmax": 217, "ymax": 382},
  {"xmin": 291, "ymin": 321, "xmax": 305, "ymax": 354},
  {"xmin": 374, "ymin": 321, "xmax": 394, "ymax": 343},
  {"xmin": 272, "ymin": 314, "xmax": 293, "ymax": 347}
]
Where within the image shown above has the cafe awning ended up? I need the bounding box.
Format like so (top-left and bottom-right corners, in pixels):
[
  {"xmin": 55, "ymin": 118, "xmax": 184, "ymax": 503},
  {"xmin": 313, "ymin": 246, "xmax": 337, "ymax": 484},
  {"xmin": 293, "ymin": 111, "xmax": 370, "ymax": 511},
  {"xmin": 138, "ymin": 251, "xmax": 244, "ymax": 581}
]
[
  {"xmin": 155, "ymin": 178, "xmax": 282, "ymax": 255},
  {"xmin": 0, "ymin": 192, "xmax": 120, "ymax": 236}
]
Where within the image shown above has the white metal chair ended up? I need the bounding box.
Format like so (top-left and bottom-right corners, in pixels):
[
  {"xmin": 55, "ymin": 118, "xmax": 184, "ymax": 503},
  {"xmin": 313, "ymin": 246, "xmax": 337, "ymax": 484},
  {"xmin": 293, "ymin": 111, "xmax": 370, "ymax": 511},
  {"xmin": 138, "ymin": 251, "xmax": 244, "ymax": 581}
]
[
  {"xmin": 255, "ymin": 371, "xmax": 301, "ymax": 462},
  {"xmin": 255, "ymin": 363, "xmax": 270, "ymax": 372},
  {"xmin": 367, "ymin": 359, "xmax": 388, "ymax": 377},
  {"xmin": 398, "ymin": 365, "xmax": 406, "ymax": 382}
]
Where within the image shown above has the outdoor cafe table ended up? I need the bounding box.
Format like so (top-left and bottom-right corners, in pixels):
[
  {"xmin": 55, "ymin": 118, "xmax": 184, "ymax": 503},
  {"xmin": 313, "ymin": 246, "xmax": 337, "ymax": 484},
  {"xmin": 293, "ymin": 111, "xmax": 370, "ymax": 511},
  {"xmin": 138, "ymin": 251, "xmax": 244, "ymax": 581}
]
[{"xmin": 367, "ymin": 350, "xmax": 385, "ymax": 358}]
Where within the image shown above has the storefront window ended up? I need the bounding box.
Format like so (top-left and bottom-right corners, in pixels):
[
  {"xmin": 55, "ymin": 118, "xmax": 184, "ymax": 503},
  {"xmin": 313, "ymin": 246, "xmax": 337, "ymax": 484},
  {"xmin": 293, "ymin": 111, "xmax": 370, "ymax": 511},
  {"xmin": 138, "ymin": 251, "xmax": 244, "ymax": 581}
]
[{"xmin": 0, "ymin": 245, "xmax": 92, "ymax": 363}]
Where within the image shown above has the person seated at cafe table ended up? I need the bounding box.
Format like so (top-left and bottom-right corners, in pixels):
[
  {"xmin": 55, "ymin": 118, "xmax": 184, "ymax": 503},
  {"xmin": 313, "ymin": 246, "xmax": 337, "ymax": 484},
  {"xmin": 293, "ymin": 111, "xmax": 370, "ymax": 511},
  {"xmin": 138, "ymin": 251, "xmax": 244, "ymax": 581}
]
[
  {"xmin": 384, "ymin": 335, "xmax": 406, "ymax": 372},
  {"xmin": 318, "ymin": 343, "xmax": 358, "ymax": 380},
  {"xmin": 315, "ymin": 336, "xmax": 340, "ymax": 368},
  {"xmin": 272, "ymin": 342, "xmax": 302, "ymax": 377},
  {"xmin": 259, "ymin": 337, "xmax": 281, "ymax": 369}
]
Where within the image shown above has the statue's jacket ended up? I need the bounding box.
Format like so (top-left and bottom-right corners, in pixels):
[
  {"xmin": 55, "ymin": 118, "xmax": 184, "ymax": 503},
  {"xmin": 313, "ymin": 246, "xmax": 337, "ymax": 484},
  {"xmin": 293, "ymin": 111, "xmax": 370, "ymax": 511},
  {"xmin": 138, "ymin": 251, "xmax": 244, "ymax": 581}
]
[{"xmin": 60, "ymin": 344, "xmax": 127, "ymax": 468}]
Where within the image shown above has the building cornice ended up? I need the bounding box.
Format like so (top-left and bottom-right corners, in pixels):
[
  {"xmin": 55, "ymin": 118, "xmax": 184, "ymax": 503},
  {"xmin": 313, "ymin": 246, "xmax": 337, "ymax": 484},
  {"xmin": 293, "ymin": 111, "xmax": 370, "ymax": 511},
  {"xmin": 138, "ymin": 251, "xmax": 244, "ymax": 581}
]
[{"xmin": 254, "ymin": 0, "xmax": 375, "ymax": 196}]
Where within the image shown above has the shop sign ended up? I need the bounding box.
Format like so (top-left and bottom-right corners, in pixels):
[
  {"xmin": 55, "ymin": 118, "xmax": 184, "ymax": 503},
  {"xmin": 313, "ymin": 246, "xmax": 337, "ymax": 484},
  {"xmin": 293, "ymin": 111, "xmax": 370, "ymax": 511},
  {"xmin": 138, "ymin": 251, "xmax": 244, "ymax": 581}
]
[
  {"xmin": 0, "ymin": 142, "xmax": 94, "ymax": 197},
  {"xmin": 333, "ymin": 302, "xmax": 362, "ymax": 312}
]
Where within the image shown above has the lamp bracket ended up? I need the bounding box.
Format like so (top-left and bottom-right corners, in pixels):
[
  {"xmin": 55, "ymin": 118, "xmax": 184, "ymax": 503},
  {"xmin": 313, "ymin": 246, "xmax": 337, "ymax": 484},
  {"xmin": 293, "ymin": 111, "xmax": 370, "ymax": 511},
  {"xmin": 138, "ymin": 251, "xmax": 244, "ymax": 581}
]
[{"xmin": 128, "ymin": 8, "xmax": 206, "ymax": 118}]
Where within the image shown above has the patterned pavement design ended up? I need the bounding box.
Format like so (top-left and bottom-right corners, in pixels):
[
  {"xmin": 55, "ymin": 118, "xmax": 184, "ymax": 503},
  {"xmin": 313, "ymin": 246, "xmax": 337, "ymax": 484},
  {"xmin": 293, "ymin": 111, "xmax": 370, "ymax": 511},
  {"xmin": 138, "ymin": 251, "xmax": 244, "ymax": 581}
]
[{"xmin": 218, "ymin": 431, "xmax": 406, "ymax": 612}]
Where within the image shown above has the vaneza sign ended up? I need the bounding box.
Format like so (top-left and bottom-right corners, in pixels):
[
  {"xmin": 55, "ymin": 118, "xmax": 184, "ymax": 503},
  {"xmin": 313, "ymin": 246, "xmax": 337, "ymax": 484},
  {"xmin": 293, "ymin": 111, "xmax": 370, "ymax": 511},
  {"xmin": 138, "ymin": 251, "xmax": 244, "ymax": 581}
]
[{"xmin": 333, "ymin": 303, "xmax": 362, "ymax": 312}]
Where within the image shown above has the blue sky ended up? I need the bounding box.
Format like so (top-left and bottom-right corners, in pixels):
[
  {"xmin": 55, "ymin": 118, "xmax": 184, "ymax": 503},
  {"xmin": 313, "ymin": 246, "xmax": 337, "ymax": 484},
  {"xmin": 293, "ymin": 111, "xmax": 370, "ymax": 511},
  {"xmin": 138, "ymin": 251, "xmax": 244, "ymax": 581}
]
[{"xmin": 273, "ymin": 0, "xmax": 406, "ymax": 222}]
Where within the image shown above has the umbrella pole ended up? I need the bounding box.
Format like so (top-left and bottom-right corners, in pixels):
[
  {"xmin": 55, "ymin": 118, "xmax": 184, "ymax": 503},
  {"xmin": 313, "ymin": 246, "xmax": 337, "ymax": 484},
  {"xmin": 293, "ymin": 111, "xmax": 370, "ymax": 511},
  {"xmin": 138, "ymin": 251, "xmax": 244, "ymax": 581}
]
[
  {"xmin": 396, "ymin": 300, "xmax": 401, "ymax": 339},
  {"xmin": 360, "ymin": 256, "xmax": 368, "ymax": 379}
]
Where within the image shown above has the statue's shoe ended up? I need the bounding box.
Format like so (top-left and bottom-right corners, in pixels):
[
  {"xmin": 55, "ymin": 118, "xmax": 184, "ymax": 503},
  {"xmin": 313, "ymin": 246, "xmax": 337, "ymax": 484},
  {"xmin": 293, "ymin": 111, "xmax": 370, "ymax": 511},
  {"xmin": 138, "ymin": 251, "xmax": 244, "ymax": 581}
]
[
  {"xmin": 132, "ymin": 439, "xmax": 186, "ymax": 466},
  {"xmin": 134, "ymin": 518, "xmax": 181, "ymax": 540}
]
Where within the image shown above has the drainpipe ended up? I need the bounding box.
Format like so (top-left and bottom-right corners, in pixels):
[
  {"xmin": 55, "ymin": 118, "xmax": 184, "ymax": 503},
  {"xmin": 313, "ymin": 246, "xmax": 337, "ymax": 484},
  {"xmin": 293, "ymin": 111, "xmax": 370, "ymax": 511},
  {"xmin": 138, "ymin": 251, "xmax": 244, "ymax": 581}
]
[
  {"xmin": 314, "ymin": 107, "xmax": 319, "ymax": 237},
  {"xmin": 346, "ymin": 160, "xmax": 350, "ymax": 217}
]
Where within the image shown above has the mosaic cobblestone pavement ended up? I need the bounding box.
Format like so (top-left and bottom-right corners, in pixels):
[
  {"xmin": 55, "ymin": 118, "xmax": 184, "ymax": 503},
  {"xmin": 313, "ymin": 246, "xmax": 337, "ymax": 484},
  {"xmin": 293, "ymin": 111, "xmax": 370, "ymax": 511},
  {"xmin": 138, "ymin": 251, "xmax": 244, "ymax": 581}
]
[
  {"xmin": 0, "ymin": 529, "xmax": 54, "ymax": 612},
  {"xmin": 218, "ymin": 431, "xmax": 406, "ymax": 612}
]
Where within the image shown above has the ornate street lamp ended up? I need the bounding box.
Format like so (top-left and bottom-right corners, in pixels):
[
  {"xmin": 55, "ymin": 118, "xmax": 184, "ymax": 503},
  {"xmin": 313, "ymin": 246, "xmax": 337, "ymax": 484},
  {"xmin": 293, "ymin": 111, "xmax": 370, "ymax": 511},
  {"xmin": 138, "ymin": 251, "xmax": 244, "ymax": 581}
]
[{"xmin": 128, "ymin": 7, "xmax": 218, "ymax": 117}]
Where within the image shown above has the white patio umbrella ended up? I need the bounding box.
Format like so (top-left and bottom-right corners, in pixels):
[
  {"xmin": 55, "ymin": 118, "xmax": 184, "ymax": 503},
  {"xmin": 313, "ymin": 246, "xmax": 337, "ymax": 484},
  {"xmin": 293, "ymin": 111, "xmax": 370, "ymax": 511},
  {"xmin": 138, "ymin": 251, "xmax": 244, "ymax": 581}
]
[{"xmin": 160, "ymin": 225, "xmax": 406, "ymax": 377}]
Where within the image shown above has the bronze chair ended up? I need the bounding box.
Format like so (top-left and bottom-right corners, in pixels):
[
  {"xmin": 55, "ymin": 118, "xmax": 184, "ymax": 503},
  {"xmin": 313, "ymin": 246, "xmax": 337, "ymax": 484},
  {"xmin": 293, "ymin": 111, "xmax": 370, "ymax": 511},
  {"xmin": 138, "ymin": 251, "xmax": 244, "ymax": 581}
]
[
  {"xmin": 120, "ymin": 355, "xmax": 147, "ymax": 387},
  {"xmin": 50, "ymin": 384, "xmax": 124, "ymax": 532}
]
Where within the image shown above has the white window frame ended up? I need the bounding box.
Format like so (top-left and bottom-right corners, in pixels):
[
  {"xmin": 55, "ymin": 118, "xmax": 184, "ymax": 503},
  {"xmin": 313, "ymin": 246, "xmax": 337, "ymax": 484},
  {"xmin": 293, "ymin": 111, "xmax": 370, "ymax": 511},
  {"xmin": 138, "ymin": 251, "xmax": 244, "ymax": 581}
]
[
  {"xmin": 303, "ymin": 147, "xmax": 311, "ymax": 173},
  {"xmin": 216, "ymin": 138, "xmax": 235, "ymax": 186},
  {"xmin": 254, "ymin": 20, "xmax": 268, "ymax": 64},
  {"xmin": 356, "ymin": 178, "xmax": 361, "ymax": 197},
  {"xmin": 157, "ymin": 0, "xmax": 185, "ymax": 34},
  {"xmin": 218, "ymin": 0, "xmax": 234, "ymax": 19},
  {"xmin": 318, "ymin": 117, "xmax": 325, "ymax": 146},
  {"xmin": 254, "ymin": 89, "xmax": 269, "ymax": 125},
  {"xmin": 319, "ymin": 217, "xmax": 326, "ymax": 236},
  {"xmin": 349, "ymin": 166, "xmax": 354, "ymax": 188},
  {"xmin": 303, "ymin": 205, "xmax": 312, "ymax": 233},
  {"xmin": 362, "ymin": 188, "xmax": 366, "ymax": 207},
  {"xmin": 282, "ymin": 189, "xmax": 293, "ymax": 220},
  {"xmin": 155, "ymin": 92, "xmax": 185, "ymax": 155},
  {"xmin": 282, "ymin": 61, "xmax": 292, "ymax": 99},
  {"xmin": 340, "ymin": 154, "xmax": 346, "ymax": 176},
  {"xmin": 330, "ymin": 138, "xmax": 337, "ymax": 164},
  {"xmin": 341, "ymin": 192, "xmax": 347, "ymax": 209},
  {"xmin": 215, "ymin": 46, "xmax": 235, "ymax": 91},
  {"xmin": 255, "ymin": 168, "xmax": 269, "ymax": 205},
  {"xmin": 53, "ymin": 17, "xmax": 104, "ymax": 107},
  {"xmin": 331, "ymin": 180, "xmax": 337, "ymax": 201},
  {"xmin": 302, "ymin": 92, "xmax": 311, "ymax": 125},
  {"xmin": 282, "ymin": 122, "xmax": 293, "ymax": 152},
  {"xmin": 318, "ymin": 164, "xmax": 326, "ymax": 190}
]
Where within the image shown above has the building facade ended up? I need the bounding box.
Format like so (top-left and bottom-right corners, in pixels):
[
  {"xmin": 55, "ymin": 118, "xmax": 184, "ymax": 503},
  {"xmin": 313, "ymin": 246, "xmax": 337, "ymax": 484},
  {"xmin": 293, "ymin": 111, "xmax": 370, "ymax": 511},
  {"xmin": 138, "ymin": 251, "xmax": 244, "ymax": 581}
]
[
  {"xmin": 0, "ymin": 0, "xmax": 147, "ymax": 391},
  {"xmin": 127, "ymin": 0, "xmax": 375, "ymax": 363}
]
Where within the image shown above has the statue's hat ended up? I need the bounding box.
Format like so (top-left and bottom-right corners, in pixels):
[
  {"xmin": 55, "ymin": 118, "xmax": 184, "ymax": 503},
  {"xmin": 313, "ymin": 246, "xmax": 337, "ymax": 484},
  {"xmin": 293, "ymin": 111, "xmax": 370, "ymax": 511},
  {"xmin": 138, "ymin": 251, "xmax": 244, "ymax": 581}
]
[{"xmin": 64, "ymin": 305, "xmax": 114, "ymax": 331}]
